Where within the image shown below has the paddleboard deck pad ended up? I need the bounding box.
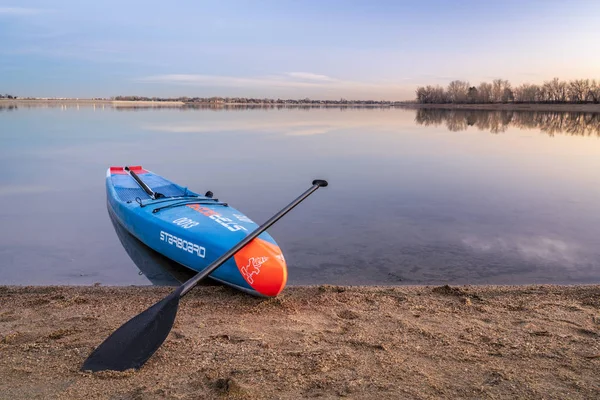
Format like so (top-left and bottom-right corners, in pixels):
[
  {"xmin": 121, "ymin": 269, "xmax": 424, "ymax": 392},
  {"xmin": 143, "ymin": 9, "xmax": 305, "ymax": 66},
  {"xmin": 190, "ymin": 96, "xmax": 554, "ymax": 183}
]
[{"xmin": 106, "ymin": 166, "xmax": 287, "ymax": 297}]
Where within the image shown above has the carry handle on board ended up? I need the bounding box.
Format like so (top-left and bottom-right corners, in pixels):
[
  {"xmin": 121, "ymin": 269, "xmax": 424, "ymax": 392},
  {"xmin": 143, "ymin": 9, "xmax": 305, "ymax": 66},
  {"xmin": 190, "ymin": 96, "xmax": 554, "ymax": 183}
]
[
  {"xmin": 125, "ymin": 166, "xmax": 164, "ymax": 199},
  {"xmin": 81, "ymin": 178, "xmax": 329, "ymax": 372}
]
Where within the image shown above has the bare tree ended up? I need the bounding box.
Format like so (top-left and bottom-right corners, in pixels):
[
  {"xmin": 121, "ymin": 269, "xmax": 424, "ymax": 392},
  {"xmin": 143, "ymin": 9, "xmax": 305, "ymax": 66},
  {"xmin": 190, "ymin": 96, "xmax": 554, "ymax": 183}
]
[
  {"xmin": 446, "ymin": 80, "xmax": 470, "ymax": 103},
  {"xmin": 586, "ymin": 80, "xmax": 600, "ymax": 103},
  {"xmin": 431, "ymin": 86, "xmax": 446, "ymax": 103},
  {"xmin": 415, "ymin": 77, "xmax": 600, "ymax": 104},
  {"xmin": 415, "ymin": 86, "xmax": 429, "ymax": 103},
  {"xmin": 556, "ymin": 79, "xmax": 568, "ymax": 102},
  {"xmin": 544, "ymin": 78, "xmax": 568, "ymax": 103},
  {"xmin": 501, "ymin": 87, "xmax": 514, "ymax": 103},
  {"xmin": 416, "ymin": 85, "xmax": 447, "ymax": 103},
  {"xmin": 537, "ymin": 84, "xmax": 549, "ymax": 102},
  {"xmin": 514, "ymin": 84, "xmax": 539, "ymax": 103},
  {"xmin": 492, "ymin": 79, "xmax": 510, "ymax": 103},
  {"xmin": 542, "ymin": 80, "xmax": 555, "ymax": 102},
  {"xmin": 477, "ymin": 82, "xmax": 493, "ymax": 103},
  {"xmin": 568, "ymin": 79, "xmax": 589, "ymax": 103}
]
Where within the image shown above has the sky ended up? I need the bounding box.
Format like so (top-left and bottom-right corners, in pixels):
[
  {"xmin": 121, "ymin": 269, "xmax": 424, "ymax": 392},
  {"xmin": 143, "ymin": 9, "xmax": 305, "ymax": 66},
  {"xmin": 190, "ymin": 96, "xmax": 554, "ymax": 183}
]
[{"xmin": 1, "ymin": 0, "xmax": 600, "ymax": 100}]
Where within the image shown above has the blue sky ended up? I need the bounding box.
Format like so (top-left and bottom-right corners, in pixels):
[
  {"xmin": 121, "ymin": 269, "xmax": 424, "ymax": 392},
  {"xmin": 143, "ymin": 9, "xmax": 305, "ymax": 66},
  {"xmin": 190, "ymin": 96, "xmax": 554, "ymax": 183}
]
[{"xmin": 1, "ymin": 0, "xmax": 599, "ymax": 100}]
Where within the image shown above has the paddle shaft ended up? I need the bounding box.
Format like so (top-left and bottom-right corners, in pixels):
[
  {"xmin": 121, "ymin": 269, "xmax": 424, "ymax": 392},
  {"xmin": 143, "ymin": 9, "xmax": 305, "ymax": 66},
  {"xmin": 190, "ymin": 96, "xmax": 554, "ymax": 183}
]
[
  {"xmin": 181, "ymin": 180, "xmax": 327, "ymax": 296},
  {"xmin": 125, "ymin": 166, "xmax": 157, "ymax": 199}
]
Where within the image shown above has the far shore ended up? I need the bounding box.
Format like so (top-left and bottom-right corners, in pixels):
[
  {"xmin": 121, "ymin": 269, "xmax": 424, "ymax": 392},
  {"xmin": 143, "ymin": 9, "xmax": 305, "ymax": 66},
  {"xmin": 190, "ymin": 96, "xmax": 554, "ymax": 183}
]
[
  {"xmin": 1, "ymin": 284, "xmax": 598, "ymax": 399},
  {"xmin": 397, "ymin": 103, "xmax": 600, "ymax": 112},
  {"xmin": 2, "ymin": 99, "xmax": 600, "ymax": 112},
  {"xmin": 0, "ymin": 99, "xmax": 185, "ymax": 107}
]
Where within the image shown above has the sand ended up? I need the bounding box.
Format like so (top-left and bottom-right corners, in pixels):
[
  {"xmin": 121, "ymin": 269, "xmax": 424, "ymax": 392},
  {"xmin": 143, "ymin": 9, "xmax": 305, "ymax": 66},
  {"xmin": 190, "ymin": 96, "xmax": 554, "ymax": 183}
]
[{"xmin": 1, "ymin": 284, "xmax": 599, "ymax": 399}]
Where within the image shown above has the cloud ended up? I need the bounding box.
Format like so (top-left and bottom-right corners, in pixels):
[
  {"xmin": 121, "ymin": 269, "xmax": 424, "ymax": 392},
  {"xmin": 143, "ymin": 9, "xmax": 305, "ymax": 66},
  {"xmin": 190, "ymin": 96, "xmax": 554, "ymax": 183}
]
[
  {"xmin": 462, "ymin": 235, "xmax": 581, "ymax": 264},
  {"xmin": 136, "ymin": 72, "xmax": 409, "ymax": 97},
  {"xmin": 143, "ymin": 111, "xmax": 410, "ymax": 137},
  {"xmin": 285, "ymin": 72, "xmax": 336, "ymax": 82},
  {"xmin": 0, "ymin": 185, "xmax": 54, "ymax": 196},
  {"xmin": 146, "ymin": 121, "xmax": 339, "ymax": 136},
  {"xmin": 138, "ymin": 74, "xmax": 327, "ymax": 89},
  {"xmin": 0, "ymin": 7, "xmax": 45, "ymax": 15}
]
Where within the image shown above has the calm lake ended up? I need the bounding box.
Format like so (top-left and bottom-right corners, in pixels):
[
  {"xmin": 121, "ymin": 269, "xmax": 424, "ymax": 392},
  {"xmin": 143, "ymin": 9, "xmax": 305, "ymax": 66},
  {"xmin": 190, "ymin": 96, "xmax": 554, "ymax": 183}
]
[{"xmin": 1, "ymin": 104, "xmax": 600, "ymax": 286}]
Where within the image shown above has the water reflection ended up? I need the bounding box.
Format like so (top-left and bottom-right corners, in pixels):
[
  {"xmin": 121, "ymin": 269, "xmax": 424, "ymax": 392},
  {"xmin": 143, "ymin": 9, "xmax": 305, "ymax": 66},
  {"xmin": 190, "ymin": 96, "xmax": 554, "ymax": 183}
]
[
  {"xmin": 415, "ymin": 109, "xmax": 600, "ymax": 136},
  {"xmin": 1, "ymin": 106, "xmax": 600, "ymax": 286},
  {"xmin": 179, "ymin": 104, "xmax": 395, "ymax": 111},
  {"xmin": 107, "ymin": 204, "xmax": 197, "ymax": 286}
]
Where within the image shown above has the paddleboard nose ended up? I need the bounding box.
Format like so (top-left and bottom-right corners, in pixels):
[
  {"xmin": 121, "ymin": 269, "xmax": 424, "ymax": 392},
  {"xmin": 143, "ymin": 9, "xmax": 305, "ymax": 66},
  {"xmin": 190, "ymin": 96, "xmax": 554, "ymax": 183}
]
[{"xmin": 234, "ymin": 238, "xmax": 288, "ymax": 297}]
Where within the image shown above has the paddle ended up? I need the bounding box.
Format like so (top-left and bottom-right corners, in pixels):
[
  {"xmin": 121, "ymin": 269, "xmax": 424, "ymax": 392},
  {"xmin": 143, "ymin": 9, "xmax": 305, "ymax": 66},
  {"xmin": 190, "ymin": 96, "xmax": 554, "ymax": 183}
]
[{"xmin": 81, "ymin": 179, "xmax": 328, "ymax": 372}]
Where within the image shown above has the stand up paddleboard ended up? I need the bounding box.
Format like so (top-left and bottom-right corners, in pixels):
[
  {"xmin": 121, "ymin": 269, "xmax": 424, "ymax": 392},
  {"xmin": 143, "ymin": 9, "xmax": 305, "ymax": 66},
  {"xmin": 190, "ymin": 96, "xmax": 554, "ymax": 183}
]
[{"xmin": 106, "ymin": 165, "xmax": 287, "ymax": 297}]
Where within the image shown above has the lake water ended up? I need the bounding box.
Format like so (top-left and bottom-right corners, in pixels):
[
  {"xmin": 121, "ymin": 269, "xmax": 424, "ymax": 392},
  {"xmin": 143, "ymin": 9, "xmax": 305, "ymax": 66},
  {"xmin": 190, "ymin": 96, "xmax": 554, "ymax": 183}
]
[{"xmin": 1, "ymin": 104, "xmax": 600, "ymax": 287}]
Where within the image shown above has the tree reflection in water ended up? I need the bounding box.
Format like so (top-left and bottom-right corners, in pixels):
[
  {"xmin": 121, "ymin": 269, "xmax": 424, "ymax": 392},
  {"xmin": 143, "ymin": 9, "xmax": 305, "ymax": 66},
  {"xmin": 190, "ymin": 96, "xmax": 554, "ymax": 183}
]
[{"xmin": 415, "ymin": 109, "xmax": 600, "ymax": 137}]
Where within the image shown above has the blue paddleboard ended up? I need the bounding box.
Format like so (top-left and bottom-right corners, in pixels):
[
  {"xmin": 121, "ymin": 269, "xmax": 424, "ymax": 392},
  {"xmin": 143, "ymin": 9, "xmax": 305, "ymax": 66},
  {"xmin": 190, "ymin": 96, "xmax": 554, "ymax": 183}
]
[{"xmin": 106, "ymin": 166, "xmax": 287, "ymax": 297}]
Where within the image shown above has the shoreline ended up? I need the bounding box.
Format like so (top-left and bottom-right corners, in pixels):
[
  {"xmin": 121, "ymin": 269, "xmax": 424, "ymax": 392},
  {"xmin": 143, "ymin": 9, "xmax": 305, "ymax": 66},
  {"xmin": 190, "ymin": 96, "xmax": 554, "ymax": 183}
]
[
  {"xmin": 0, "ymin": 99, "xmax": 185, "ymax": 107},
  {"xmin": 3, "ymin": 99, "xmax": 600, "ymax": 112},
  {"xmin": 1, "ymin": 284, "xmax": 598, "ymax": 399},
  {"xmin": 397, "ymin": 103, "xmax": 600, "ymax": 112}
]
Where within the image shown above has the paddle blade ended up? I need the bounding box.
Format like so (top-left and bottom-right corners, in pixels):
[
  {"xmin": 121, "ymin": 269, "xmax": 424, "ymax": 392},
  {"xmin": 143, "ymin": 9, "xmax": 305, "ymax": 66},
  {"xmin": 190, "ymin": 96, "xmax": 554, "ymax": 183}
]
[{"xmin": 81, "ymin": 286, "xmax": 183, "ymax": 372}]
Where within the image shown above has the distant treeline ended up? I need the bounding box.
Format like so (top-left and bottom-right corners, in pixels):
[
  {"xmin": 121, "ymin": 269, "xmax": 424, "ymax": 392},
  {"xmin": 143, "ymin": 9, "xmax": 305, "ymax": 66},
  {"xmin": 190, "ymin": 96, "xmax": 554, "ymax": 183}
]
[
  {"xmin": 0, "ymin": 94, "xmax": 17, "ymax": 99},
  {"xmin": 416, "ymin": 78, "xmax": 600, "ymax": 104},
  {"xmin": 415, "ymin": 108, "xmax": 600, "ymax": 137},
  {"xmin": 112, "ymin": 96, "xmax": 403, "ymax": 105}
]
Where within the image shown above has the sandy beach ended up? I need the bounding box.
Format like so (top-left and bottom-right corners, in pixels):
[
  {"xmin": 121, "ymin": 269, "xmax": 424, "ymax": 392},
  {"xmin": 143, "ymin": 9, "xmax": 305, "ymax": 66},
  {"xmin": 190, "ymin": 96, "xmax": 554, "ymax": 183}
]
[{"xmin": 1, "ymin": 284, "xmax": 598, "ymax": 399}]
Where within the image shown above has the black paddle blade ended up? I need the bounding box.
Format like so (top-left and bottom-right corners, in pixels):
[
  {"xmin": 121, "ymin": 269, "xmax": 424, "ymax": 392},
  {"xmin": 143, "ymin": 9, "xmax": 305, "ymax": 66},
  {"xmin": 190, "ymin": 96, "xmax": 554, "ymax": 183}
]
[{"xmin": 81, "ymin": 286, "xmax": 183, "ymax": 372}]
